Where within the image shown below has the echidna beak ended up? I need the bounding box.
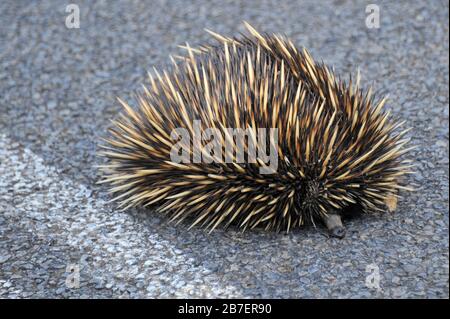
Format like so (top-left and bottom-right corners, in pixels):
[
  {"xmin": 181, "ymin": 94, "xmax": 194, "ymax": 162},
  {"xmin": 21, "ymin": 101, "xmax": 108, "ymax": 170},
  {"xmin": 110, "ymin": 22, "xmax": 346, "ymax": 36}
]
[
  {"xmin": 329, "ymin": 226, "xmax": 346, "ymax": 239},
  {"xmin": 323, "ymin": 213, "xmax": 346, "ymax": 239}
]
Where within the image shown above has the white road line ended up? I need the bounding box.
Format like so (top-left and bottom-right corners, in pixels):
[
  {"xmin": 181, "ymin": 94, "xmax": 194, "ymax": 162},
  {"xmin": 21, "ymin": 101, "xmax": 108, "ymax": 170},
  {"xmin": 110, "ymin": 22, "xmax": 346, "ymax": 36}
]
[{"xmin": 0, "ymin": 133, "xmax": 243, "ymax": 297}]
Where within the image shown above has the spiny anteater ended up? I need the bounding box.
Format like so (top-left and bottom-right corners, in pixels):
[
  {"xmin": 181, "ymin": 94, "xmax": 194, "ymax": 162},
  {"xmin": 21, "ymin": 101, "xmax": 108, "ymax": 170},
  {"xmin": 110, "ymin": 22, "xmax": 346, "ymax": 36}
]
[{"xmin": 98, "ymin": 23, "xmax": 413, "ymax": 238}]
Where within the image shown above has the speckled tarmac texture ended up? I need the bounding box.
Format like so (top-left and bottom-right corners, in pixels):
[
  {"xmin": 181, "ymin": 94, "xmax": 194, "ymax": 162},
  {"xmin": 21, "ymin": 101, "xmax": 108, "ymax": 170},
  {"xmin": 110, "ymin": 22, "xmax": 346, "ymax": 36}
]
[{"xmin": 0, "ymin": 0, "xmax": 448, "ymax": 298}]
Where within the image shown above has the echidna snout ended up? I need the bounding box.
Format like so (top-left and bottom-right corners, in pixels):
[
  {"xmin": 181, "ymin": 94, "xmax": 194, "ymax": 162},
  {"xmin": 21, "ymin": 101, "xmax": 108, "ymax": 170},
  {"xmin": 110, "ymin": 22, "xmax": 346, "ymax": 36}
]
[
  {"xmin": 301, "ymin": 180, "xmax": 346, "ymax": 238},
  {"xmin": 323, "ymin": 213, "xmax": 346, "ymax": 239}
]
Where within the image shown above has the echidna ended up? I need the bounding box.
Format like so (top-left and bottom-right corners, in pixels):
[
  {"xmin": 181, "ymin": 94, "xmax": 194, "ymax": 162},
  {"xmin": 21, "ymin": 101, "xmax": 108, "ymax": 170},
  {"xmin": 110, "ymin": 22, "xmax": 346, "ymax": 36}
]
[{"xmin": 98, "ymin": 23, "xmax": 413, "ymax": 238}]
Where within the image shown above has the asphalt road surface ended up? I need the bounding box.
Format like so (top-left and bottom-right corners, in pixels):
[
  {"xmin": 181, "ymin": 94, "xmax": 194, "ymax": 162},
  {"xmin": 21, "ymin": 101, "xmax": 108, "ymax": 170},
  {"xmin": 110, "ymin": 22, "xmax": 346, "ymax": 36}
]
[{"xmin": 0, "ymin": 0, "xmax": 448, "ymax": 298}]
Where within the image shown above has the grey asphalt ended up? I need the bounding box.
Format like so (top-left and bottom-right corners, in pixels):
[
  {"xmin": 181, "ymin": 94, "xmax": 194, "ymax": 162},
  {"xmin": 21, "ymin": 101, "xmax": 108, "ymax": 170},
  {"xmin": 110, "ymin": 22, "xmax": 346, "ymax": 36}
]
[{"xmin": 0, "ymin": 0, "xmax": 448, "ymax": 298}]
